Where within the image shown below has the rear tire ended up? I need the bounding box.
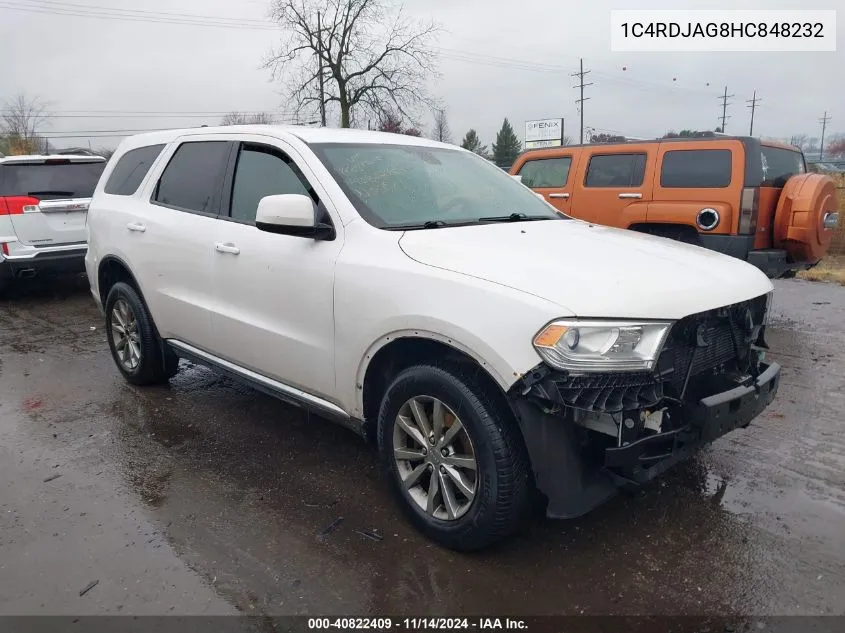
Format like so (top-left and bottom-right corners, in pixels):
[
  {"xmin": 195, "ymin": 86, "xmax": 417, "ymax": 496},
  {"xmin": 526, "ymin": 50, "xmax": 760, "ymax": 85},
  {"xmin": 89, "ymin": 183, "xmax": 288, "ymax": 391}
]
[
  {"xmin": 104, "ymin": 281, "xmax": 178, "ymax": 385},
  {"xmin": 377, "ymin": 363, "xmax": 531, "ymax": 551}
]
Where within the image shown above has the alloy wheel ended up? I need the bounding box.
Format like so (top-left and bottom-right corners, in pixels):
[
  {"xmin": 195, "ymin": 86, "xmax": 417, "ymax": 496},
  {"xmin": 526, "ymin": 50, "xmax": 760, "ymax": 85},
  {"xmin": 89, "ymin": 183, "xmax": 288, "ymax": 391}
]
[
  {"xmin": 110, "ymin": 298, "xmax": 141, "ymax": 371},
  {"xmin": 392, "ymin": 396, "xmax": 478, "ymax": 520}
]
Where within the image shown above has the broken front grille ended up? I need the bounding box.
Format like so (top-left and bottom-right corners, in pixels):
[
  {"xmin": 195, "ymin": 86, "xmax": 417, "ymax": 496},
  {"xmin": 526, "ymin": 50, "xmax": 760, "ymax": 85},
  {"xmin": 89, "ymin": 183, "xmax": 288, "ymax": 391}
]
[
  {"xmin": 658, "ymin": 293, "xmax": 769, "ymax": 388},
  {"xmin": 521, "ymin": 293, "xmax": 771, "ymax": 414},
  {"xmin": 537, "ymin": 371, "xmax": 664, "ymax": 413}
]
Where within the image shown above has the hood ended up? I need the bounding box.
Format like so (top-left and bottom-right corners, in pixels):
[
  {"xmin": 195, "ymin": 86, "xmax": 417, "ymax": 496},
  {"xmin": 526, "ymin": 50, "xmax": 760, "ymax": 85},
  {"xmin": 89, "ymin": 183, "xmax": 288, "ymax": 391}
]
[{"xmin": 398, "ymin": 219, "xmax": 774, "ymax": 320}]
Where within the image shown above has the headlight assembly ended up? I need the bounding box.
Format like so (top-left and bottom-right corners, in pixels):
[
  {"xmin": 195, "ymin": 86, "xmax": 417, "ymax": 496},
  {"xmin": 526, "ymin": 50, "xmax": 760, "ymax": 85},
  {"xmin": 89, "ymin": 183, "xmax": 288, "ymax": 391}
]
[{"xmin": 533, "ymin": 320, "xmax": 673, "ymax": 373}]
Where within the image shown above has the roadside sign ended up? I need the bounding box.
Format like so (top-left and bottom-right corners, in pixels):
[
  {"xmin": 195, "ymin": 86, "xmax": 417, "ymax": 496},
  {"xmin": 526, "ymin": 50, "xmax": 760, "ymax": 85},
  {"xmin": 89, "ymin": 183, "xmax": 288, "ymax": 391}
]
[{"xmin": 525, "ymin": 118, "xmax": 564, "ymax": 149}]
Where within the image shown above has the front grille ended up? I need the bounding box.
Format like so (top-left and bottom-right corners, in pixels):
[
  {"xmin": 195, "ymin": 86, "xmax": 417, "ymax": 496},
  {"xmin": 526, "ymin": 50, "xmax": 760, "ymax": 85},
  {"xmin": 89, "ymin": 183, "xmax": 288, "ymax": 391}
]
[
  {"xmin": 659, "ymin": 293, "xmax": 769, "ymax": 387},
  {"xmin": 524, "ymin": 293, "xmax": 771, "ymax": 414},
  {"xmin": 546, "ymin": 371, "xmax": 663, "ymax": 413}
]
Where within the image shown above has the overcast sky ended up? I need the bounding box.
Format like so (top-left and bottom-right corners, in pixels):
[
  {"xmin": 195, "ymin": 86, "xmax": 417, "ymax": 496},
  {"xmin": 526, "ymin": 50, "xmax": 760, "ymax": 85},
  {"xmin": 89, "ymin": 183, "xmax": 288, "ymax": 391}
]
[{"xmin": 0, "ymin": 0, "xmax": 841, "ymax": 151}]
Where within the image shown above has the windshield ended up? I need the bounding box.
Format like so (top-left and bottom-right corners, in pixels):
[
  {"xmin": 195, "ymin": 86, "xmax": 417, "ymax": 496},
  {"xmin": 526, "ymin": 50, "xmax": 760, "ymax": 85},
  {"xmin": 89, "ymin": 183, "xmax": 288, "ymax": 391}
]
[
  {"xmin": 0, "ymin": 160, "xmax": 106, "ymax": 199},
  {"xmin": 309, "ymin": 143, "xmax": 564, "ymax": 229},
  {"xmin": 759, "ymin": 146, "xmax": 805, "ymax": 188}
]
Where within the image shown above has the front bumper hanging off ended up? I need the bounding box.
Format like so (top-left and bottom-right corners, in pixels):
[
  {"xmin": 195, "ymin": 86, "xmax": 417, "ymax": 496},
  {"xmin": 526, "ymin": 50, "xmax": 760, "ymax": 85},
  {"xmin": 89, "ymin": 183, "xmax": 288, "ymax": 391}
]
[
  {"xmin": 604, "ymin": 361, "xmax": 780, "ymax": 483},
  {"xmin": 509, "ymin": 361, "xmax": 781, "ymax": 519}
]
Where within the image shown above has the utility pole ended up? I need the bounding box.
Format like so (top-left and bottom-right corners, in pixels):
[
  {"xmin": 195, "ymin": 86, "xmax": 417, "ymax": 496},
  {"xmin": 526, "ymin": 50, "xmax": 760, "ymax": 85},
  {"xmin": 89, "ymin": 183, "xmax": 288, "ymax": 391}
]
[
  {"xmin": 819, "ymin": 111, "xmax": 831, "ymax": 160},
  {"xmin": 317, "ymin": 11, "xmax": 326, "ymax": 127},
  {"xmin": 746, "ymin": 90, "xmax": 761, "ymax": 136},
  {"xmin": 571, "ymin": 58, "xmax": 592, "ymax": 144},
  {"xmin": 717, "ymin": 86, "xmax": 734, "ymax": 133}
]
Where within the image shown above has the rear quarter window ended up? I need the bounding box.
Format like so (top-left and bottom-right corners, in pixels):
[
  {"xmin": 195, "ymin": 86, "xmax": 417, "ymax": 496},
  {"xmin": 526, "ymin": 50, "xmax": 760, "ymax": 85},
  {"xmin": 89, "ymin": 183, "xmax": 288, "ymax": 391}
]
[
  {"xmin": 760, "ymin": 146, "xmax": 806, "ymax": 187},
  {"xmin": 104, "ymin": 144, "xmax": 166, "ymax": 196},
  {"xmin": 517, "ymin": 156, "xmax": 572, "ymax": 187},
  {"xmin": 660, "ymin": 149, "xmax": 732, "ymax": 188}
]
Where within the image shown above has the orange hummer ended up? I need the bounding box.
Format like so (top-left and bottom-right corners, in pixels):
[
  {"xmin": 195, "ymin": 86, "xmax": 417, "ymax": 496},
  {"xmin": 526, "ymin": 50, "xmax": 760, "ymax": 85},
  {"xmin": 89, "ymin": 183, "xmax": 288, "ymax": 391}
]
[{"xmin": 510, "ymin": 136, "xmax": 840, "ymax": 278}]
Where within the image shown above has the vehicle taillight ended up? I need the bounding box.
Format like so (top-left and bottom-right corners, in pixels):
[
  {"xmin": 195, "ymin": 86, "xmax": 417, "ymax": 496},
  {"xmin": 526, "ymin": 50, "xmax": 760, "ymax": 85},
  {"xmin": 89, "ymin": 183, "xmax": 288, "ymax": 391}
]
[
  {"xmin": 0, "ymin": 196, "xmax": 40, "ymax": 215},
  {"xmin": 738, "ymin": 187, "xmax": 759, "ymax": 234}
]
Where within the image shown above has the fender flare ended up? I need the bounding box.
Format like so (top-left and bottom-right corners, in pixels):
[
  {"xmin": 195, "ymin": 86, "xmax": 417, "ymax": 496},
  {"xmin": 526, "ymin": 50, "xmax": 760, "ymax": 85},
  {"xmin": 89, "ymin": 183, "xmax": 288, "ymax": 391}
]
[{"xmin": 353, "ymin": 328, "xmax": 513, "ymax": 416}]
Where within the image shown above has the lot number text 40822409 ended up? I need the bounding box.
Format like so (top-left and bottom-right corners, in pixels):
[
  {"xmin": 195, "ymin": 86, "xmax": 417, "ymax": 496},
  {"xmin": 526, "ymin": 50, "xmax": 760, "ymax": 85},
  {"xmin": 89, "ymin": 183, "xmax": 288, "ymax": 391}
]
[{"xmin": 307, "ymin": 617, "xmax": 529, "ymax": 630}]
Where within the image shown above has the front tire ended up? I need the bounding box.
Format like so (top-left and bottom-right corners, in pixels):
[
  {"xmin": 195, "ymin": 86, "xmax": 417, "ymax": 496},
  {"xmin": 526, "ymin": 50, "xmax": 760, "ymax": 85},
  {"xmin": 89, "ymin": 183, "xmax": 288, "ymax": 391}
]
[
  {"xmin": 377, "ymin": 363, "xmax": 531, "ymax": 551},
  {"xmin": 104, "ymin": 281, "xmax": 178, "ymax": 385}
]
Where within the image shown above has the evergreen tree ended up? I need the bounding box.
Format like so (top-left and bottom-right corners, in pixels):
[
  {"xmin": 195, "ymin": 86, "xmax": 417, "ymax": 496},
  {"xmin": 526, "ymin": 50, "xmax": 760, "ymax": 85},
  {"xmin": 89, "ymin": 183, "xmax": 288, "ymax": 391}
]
[
  {"xmin": 460, "ymin": 129, "xmax": 489, "ymax": 158},
  {"xmin": 492, "ymin": 118, "xmax": 521, "ymax": 168}
]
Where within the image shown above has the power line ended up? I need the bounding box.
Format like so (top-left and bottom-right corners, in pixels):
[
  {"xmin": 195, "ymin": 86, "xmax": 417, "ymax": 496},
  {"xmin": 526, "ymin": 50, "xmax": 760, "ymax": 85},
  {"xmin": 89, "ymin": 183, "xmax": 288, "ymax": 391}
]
[
  {"xmin": 819, "ymin": 111, "xmax": 832, "ymax": 160},
  {"xmin": 0, "ymin": 0, "xmax": 822, "ymax": 123},
  {"xmin": 25, "ymin": 0, "xmax": 269, "ymax": 25},
  {"xmin": 717, "ymin": 86, "xmax": 734, "ymax": 132},
  {"xmin": 747, "ymin": 90, "xmax": 761, "ymax": 136},
  {"xmin": 571, "ymin": 58, "xmax": 592, "ymax": 144},
  {"xmin": 0, "ymin": 0, "xmax": 276, "ymax": 29},
  {"xmin": 23, "ymin": 114, "xmax": 295, "ymax": 120}
]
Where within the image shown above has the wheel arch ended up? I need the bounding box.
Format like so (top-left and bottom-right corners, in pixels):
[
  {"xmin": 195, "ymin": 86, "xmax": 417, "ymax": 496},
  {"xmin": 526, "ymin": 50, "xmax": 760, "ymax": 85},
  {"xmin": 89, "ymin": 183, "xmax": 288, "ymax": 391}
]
[
  {"xmin": 97, "ymin": 254, "xmax": 144, "ymax": 306},
  {"xmin": 357, "ymin": 331, "xmax": 515, "ymax": 442}
]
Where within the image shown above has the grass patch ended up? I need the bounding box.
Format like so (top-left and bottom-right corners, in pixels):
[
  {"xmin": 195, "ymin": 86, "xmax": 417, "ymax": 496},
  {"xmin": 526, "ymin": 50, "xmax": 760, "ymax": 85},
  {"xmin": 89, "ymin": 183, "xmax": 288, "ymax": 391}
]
[{"xmin": 797, "ymin": 256, "xmax": 845, "ymax": 285}]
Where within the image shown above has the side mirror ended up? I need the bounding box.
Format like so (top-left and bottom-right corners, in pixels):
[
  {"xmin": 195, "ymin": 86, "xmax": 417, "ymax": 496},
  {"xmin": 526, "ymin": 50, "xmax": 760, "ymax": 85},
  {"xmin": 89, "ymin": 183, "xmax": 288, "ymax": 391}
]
[{"xmin": 255, "ymin": 194, "xmax": 334, "ymax": 240}]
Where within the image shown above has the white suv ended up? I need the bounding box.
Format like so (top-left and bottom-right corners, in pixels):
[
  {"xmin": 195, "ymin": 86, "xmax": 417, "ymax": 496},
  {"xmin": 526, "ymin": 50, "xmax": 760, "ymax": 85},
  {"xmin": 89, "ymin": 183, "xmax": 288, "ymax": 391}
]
[
  {"xmin": 85, "ymin": 125, "xmax": 781, "ymax": 550},
  {"xmin": 1, "ymin": 153, "xmax": 106, "ymax": 291}
]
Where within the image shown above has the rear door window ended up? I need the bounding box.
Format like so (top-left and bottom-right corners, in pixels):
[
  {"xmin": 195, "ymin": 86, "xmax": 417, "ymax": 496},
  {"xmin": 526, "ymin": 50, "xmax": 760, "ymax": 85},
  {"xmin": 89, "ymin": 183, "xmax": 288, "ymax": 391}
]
[
  {"xmin": 760, "ymin": 146, "xmax": 806, "ymax": 187},
  {"xmin": 660, "ymin": 149, "xmax": 732, "ymax": 188},
  {"xmin": 104, "ymin": 144, "xmax": 165, "ymax": 195},
  {"xmin": 228, "ymin": 144, "xmax": 311, "ymax": 224},
  {"xmin": 584, "ymin": 153, "xmax": 646, "ymax": 187},
  {"xmin": 0, "ymin": 160, "xmax": 106, "ymax": 199},
  {"xmin": 153, "ymin": 141, "xmax": 232, "ymax": 214},
  {"xmin": 517, "ymin": 156, "xmax": 572, "ymax": 187}
]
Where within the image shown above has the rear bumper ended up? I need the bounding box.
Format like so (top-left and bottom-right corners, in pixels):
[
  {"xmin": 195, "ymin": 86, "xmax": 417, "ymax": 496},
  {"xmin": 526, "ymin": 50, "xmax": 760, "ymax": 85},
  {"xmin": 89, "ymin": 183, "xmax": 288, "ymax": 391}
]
[
  {"xmin": 604, "ymin": 362, "xmax": 780, "ymax": 483},
  {"xmin": 0, "ymin": 244, "xmax": 87, "ymax": 276},
  {"xmin": 698, "ymin": 234, "xmax": 814, "ymax": 278}
]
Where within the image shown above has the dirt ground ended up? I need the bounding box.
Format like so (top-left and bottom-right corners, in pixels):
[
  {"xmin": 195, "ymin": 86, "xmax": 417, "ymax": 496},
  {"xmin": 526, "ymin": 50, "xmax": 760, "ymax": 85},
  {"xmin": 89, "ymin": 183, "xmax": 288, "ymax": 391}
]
[{"xmin": 1, "ymin": 275, "xmax": 843, "ymax": 619}]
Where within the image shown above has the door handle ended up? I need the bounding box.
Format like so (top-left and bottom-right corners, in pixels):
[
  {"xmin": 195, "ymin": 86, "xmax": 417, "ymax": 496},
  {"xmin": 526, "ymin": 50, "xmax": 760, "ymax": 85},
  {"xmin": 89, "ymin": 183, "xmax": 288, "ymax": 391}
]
[
  {"xmin": 618, "ymin": 192, "xmax": 642, "ymax": 199},
  {"xmin": 214, "ymin": 242, "xmax": 240, "ymax": 255},
  {"xmin": 548, "ymin": 193, "xmax": 570, "ymax": 199},
  {"xmin": 127, "ymin": 222, "xmax": 146, "ymax": 232}
]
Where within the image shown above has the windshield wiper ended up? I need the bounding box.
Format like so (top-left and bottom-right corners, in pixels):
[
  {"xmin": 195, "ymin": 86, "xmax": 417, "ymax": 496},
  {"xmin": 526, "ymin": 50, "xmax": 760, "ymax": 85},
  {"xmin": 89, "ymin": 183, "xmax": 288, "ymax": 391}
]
[
  {"xmin": 478, "ymin": 212, "xmax": 554, "ymax": 223},
  {"xmin": 27, "ymin": 190, "xmax": 76, "ymax": 197},
  {"xmin": 385, "ymin": 219, "xmax": 451, "ymax": 231}
]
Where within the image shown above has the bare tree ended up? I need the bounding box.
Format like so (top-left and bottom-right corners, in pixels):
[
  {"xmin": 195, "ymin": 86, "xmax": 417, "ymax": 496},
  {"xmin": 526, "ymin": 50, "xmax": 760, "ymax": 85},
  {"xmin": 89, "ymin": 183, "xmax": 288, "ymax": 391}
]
[
  {"xmin": 1, "ymin": 93, "xmax": 48, "ymax": 154},
  {"xmin": 264, "ymin": 0, "xmax": 439, "ymax": 128},
  {"xmin": 789, "ymin": 133, "xmax": 808, "ymax": 149},
  {"xmin": 220, "ymin": 111, "xmax": 274, "ymax": 125},
  {"xmin": 431, "ymin": 108, "xmax": 451, "ymax": 143},
  {"xmin": 377, "ymin": 110, "xmax": 404, "ymax": 134}
]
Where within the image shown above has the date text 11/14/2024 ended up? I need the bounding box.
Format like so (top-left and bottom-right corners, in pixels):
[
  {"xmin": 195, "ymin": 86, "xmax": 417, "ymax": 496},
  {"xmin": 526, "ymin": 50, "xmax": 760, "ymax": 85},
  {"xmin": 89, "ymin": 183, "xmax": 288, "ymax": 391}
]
[{"xmin": 307, "ymin": 618, "xmax": 529, "ymax": 630}]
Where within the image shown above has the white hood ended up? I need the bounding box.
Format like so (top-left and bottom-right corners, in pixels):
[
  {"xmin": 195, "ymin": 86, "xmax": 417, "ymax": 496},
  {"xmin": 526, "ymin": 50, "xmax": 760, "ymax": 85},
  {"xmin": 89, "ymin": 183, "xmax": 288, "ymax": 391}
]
[{"xmin": 398, "ymin": 219, "xmax": 774, "ymax": 320}]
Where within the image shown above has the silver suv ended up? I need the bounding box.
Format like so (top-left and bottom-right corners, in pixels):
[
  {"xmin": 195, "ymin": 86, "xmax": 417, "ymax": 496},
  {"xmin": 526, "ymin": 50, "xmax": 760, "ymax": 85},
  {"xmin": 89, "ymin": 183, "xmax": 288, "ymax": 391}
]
[{"xmin": 0, "ymin": 154, "xmax": 106, "ymax": 292}]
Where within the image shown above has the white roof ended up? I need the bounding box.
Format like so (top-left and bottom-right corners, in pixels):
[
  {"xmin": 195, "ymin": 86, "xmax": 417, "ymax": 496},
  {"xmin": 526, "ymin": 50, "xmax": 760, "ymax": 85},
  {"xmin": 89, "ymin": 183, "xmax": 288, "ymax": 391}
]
[
  {"xmin": 0, "ymin": 154, "xmax": 107, "ymax": 164},
  {"xmin": 117, "ymin": 124, "xmax": 459, "ymax": 152}
]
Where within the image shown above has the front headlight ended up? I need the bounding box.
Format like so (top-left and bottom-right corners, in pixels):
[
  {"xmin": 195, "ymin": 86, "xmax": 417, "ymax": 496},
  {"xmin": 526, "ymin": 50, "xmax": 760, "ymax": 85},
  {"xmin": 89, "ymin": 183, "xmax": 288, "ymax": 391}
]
[{"xmin": 533, "ymin": 319, "xmax": 673, "ymax": 373}]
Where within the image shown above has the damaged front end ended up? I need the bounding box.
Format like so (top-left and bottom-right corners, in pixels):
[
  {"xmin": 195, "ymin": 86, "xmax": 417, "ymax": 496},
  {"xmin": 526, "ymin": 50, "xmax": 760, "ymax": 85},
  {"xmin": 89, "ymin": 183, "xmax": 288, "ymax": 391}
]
[{"xmin": 508, "ymin": 293, "xmax": 781, "ymax": 519}]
